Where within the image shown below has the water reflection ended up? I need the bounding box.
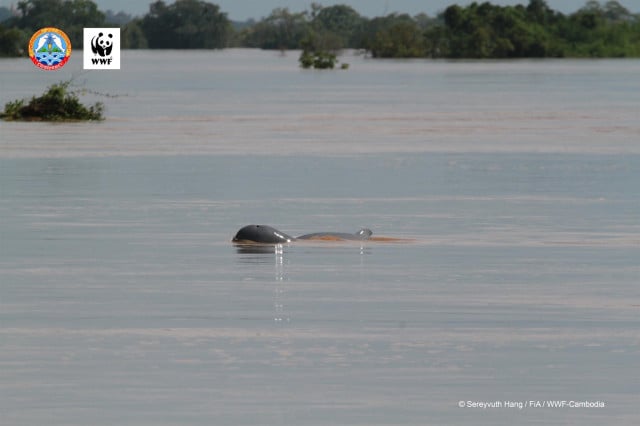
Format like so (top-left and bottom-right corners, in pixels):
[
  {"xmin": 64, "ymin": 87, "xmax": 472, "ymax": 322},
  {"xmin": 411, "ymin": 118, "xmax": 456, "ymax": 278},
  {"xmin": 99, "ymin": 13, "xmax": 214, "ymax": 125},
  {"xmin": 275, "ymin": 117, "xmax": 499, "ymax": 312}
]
[
  {"xmin": 233, "ymin": 243, "xmax": 371, "ymax": 325},
  {"xmin": 273, "ymin": 244, "xmax": 289, "ymax": 323},
  {"xmin": 234, "ymin": 244, "xmax": 284, "ymax": 256},
  {"xmin": 234, "ymin": 243, "xmax": 290, "ymax": 323}
]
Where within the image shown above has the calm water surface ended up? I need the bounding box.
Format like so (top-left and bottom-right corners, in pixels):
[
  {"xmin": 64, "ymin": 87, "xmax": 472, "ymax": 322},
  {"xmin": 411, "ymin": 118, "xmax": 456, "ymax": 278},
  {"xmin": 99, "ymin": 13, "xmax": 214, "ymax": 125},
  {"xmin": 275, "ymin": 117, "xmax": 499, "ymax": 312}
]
[{"xmin": 1, "ymin": 50, "xmax": 639, "ymax": 425}]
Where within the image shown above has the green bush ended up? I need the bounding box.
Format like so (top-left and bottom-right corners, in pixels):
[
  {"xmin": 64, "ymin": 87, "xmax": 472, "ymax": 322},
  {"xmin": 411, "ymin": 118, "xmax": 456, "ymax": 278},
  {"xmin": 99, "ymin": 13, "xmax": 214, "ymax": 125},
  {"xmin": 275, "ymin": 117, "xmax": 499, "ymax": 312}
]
[
  {"xmin": 0, "ymin": 80, "xmax": 104, "ymax": 121},
  {"xmin": 299, "ymin": 50, "xmax": 338, "ymax": 69}
]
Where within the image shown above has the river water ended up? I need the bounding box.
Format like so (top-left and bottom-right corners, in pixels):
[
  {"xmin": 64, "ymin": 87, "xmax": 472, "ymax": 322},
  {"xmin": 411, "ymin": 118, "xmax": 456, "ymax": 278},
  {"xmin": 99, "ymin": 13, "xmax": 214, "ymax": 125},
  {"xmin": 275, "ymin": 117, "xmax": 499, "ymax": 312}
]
[{"xmin": 1, "ymin": 50, "xmax": 639, "ymax": 425}]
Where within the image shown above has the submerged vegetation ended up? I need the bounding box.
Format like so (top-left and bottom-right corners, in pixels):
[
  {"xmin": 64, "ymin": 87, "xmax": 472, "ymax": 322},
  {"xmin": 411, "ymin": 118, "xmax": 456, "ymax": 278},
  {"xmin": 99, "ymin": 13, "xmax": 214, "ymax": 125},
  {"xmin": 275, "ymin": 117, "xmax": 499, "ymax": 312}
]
[
  {"xmin": 0, "ymin": 0, "xmax": 639, "ymax": 58},
  {"xmin": 0, "ymin": 80, "xmax": 104, "ymax": 121},
  {"xmin": 299, "ymin": 50, "xmax": 338, "ymax": 69}
]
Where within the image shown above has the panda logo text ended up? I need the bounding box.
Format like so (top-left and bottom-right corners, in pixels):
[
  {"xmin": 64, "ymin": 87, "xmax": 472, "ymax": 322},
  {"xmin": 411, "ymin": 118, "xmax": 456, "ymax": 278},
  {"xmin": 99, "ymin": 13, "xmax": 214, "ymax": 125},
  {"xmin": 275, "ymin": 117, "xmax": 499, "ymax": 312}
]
[{"xmin": 83, "ymin": 28, "xmax": 120, "ymax": 70}]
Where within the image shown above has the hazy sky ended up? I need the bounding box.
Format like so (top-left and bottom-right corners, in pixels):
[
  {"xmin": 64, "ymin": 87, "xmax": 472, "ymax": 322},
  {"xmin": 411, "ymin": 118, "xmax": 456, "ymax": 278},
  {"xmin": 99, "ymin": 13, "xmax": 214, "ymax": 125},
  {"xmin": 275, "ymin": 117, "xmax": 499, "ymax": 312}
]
[{"xmin": 2, "ymin": 0, "xmax": 639, "ymax": 20}]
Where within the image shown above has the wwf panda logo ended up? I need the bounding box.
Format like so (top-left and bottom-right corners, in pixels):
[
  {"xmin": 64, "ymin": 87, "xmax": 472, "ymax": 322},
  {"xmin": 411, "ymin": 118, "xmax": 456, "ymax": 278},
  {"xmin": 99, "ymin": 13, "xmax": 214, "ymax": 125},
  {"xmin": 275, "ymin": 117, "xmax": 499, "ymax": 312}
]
[{"xmin": 91, "ymin": 32, "xmax": 113, "ymax": 57}]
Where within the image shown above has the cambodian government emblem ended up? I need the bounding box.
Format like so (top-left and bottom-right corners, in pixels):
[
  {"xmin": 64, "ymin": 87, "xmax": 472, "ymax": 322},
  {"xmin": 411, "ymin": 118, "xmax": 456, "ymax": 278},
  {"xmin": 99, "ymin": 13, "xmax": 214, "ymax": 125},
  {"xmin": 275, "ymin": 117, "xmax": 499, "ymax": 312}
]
[{"xmin": 29, "ymin": 27, "xmax": 72, "ymax": 70}]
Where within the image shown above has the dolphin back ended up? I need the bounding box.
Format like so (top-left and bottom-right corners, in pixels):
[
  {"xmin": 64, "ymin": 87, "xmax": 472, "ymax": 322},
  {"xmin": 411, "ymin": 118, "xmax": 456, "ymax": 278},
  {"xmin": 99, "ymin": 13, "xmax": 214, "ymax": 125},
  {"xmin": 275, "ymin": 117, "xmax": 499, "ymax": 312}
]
[{"xmin": 297, "ymin": 228, "xmax": 373, "ymax": 241}]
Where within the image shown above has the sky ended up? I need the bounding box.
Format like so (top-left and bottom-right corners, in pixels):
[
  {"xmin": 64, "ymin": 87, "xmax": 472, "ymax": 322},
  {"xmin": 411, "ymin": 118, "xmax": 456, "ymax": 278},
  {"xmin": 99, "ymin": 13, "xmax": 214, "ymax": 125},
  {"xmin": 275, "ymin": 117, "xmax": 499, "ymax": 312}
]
[{"xmin": 1, "ymin": 0, "xmax": 639, "ymax": 20}]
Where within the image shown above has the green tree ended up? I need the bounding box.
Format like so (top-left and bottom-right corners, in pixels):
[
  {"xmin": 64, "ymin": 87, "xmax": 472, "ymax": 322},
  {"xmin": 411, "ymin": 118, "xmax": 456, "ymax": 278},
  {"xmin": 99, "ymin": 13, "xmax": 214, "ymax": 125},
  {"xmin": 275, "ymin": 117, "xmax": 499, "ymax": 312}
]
[
  {"xmin": 370, "ymin": 19, "xmax": 426, "ymax": 58},
  {"xmin": 121, "ymin": 20, "xmax": 147, "ymax": 48},
  {"xmin": 311, "ymin": 4, "xmax": 365, "ymax": 48},
  {"xmin": 424, "ymin": 25, "xmax": 449, "ymax": 57},
  {"xmin": 0, "ymin": 25, "xmax": 28, "ymax": 56},
  {"xmin": 12, "ymin": 0, "xmax": 105, "ymax": 48},
  {"xmin": 603, "ymin": 1, "xmax": 632, "ymax": 22},
  {"xmin": 239, "ymin": 7, "xmax": 309, "ymax": 49},
  {"xmin": 440, "ymin": 4, "xmax": 480, "ymax": 57},
  {"xmin": 361, "ymin": 14, "xmax": 426, "ymax": 57},
  {"xmin": 526, "ymin": 0, "xmax": 554, "ymax": 24},
  {"xmin": 141, "ymin": 0, "xmax": 231, "ymax": 49}
]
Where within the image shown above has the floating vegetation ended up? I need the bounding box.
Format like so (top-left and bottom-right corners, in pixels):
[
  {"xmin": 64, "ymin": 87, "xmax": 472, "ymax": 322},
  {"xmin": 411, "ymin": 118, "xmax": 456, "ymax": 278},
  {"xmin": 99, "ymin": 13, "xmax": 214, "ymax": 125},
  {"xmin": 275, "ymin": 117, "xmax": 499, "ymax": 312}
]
[{"xmin": 0, "ymin": 80, "xmax": 104, "ymax": 121}]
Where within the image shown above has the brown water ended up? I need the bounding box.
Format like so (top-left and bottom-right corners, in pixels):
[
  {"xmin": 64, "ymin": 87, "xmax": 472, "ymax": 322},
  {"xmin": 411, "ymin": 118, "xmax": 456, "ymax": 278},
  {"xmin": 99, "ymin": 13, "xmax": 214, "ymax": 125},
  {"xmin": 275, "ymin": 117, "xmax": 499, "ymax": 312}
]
[{"xmin": 1, "ymin": 50, "xmax": 639, "ymax": 425}]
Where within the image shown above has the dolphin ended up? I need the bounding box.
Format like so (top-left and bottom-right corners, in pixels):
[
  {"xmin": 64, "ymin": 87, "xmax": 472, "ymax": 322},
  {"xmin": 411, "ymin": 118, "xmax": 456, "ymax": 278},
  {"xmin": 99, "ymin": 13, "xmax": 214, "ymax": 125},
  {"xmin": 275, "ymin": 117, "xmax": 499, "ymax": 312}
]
[{"xmin": 232, "ymin": 225, "xmax": 372, "ymax": 244}]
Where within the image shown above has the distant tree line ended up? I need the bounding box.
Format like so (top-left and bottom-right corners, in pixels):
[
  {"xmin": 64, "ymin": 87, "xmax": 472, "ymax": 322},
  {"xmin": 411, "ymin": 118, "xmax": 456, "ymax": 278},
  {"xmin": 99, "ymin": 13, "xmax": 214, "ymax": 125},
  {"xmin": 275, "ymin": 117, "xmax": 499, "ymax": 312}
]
[{"xmin": 1, "ymin": 0, "xmax": 639, "ymax": 58}]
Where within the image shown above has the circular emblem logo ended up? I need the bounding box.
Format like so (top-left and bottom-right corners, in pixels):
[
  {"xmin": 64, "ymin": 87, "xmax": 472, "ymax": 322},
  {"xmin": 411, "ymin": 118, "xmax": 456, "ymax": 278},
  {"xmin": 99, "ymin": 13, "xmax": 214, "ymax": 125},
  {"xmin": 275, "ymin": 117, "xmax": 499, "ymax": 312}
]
[{"xmin": 29, "ymin": 27, "xmax": 72, "ymax": 70}]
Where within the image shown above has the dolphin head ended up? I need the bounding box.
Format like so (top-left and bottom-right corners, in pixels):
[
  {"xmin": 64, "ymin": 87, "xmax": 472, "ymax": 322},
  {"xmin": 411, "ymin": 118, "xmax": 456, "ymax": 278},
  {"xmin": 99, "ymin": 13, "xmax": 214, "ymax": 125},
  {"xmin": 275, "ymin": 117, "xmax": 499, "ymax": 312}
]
[{"xmin": 232, "ymin": 225, "xmax": 294, "ymax": 244}]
